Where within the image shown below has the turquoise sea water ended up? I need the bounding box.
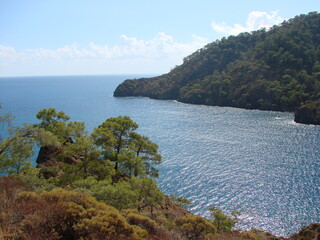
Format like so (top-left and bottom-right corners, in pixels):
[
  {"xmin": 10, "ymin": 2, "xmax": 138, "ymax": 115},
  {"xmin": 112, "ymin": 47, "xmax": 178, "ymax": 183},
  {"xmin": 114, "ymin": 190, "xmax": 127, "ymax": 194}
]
[{"xmin": 0, "ymin": 75, "xmax": 319, "ymax": 236}]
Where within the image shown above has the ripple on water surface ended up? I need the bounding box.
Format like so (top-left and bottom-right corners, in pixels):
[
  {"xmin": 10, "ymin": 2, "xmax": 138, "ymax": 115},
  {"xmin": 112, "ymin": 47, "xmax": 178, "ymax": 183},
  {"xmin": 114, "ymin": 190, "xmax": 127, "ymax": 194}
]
[
  {"xmin": 154, "ymin": 104, "xmax": 320, "ymax": 237},
  {"xmin": 0, "ymin": 76, "xmax": 319, "ymax": 237}
]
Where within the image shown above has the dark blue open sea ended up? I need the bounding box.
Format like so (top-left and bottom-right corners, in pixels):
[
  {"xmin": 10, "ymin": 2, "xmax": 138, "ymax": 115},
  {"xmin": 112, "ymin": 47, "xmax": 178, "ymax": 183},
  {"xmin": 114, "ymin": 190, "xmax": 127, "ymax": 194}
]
[{"xmin": 0, "ymin": 75, "xmax": 319, "ymax": 236}]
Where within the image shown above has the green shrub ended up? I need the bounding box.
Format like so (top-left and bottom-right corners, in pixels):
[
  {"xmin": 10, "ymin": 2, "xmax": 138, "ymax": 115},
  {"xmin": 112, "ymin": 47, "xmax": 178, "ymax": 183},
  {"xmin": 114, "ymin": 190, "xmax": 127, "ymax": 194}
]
[
  {"xmin": 241, "ymin": 231, "xmax": 259, "ymax": 240},
  {"xmin": 91, "ymin": 180, "xmax": 139, "ymax": 209},
  {"xmin": 155, "ymin": 214, "xmax": 173, "ymax": 228},
  {"xmin": 121, "ymin": 208, "xmax": 139, "ymax": 217},
  {"xmin": 169, "ymin": 194, "xmax": 192, "ymax": 208},
  {"xmin": 126, "ymin": 213, "xmax": 158, "ymax": 233},
  {"xmin": 209, "ymin": 206, "xmax": 239, "ymax": 232},
  {"xmin": 175, "ymin": 214, "xmax": 216, "ymax": 240},
  {"xmin": 16, "ymin": 167, "xmax": 56, "ymax": 192},
  {"xmin": 2, "ymin": 188, "xmax": 148, "ymax": 240}
]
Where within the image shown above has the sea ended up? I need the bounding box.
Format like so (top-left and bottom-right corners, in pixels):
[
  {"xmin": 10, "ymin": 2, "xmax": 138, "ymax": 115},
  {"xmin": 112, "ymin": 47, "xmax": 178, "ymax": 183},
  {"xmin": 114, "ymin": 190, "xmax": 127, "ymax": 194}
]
[{"xmin": 0, "ymin": 75, "xmax": 319, "ymax": 237}]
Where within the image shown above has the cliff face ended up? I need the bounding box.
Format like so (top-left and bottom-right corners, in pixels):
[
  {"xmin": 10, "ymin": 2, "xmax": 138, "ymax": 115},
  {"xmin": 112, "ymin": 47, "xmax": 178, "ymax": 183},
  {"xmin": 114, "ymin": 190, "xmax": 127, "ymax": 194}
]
[{"xmin": 114, "ymin": 12, "xmax": 320, "ymax": 125}]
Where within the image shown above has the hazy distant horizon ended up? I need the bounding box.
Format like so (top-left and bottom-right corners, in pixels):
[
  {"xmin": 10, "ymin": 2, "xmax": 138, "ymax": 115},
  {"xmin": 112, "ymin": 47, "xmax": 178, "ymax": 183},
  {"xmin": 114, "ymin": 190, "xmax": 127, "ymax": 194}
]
[{"xmin": 0, "ymin": 73, "xmax": 160, "ymax": 78}]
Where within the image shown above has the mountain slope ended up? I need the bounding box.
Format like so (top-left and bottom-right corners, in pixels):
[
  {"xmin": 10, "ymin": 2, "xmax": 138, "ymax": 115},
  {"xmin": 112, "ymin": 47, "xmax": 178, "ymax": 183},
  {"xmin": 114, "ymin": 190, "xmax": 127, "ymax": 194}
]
[{"xmin": 114, "ymin": 12, "xmax": 320, "ymax": 124}]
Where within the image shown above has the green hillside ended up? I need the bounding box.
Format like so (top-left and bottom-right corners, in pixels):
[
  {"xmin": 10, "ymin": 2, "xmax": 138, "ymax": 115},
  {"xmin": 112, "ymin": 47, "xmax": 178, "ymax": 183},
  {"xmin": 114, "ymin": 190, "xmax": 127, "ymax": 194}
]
[{"xmin": 114, "ymin": 12, "xmax": 320, "ymax": 124}]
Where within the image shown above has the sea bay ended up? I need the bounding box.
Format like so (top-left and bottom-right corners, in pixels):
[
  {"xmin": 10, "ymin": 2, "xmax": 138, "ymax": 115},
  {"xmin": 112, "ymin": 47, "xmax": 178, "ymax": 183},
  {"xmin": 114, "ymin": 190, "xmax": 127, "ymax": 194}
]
[{"xmin": 0, "ymin": 75, "xmax": 319, "ymax": 237}]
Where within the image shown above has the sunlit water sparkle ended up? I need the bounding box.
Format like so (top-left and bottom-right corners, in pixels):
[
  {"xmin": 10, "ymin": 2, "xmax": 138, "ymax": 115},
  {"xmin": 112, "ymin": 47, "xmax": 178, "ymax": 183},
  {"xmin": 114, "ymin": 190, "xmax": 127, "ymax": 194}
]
[{"xmin": 0, "ymin": 75, "xmax": 319, "ymax": 237}]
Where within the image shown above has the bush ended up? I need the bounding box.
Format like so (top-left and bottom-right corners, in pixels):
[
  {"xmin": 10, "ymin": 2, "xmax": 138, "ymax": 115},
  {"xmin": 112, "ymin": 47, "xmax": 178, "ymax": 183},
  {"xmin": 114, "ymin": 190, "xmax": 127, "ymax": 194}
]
[
  {"xmin": 175, "ymin": 214, "xmax": 216, "ymax": 240},
  {"xmin": 16, "ymin": 167, "xmax": 56, "ymax": 192},
  {"xmin": 241, "ymin": 231, "xmax": 259, "ymax": 240},
  {"xmin": 0, "ymin": 176, "xmax": 32, "ymax": 239},
  {"xmin": 169, "ymin": 194, "xmax": 192, "ymax": 208},
  {"xmin": 75, "ymin": 212, "xmax": 147, "ymax": 240},
  {"xmin": 290, "ymin": 223, "xmax": 320, "ymax": 240},
  {"xmin": 0, "ymin": 176, "xmax": 30, "ymax": 210},
  {"xmin": 126, "ymin": 213, "xmax": 158, "ymax": 234},
  {"xmin": 1, "ymin": 188, "xmax": 148, "ymax": 240},
  {"xmin": 92, "ymin": 180, "xmax": 139, "ymax": 210},
  {"xmin": 120, "ymin": 208, "xmax": 139, "ymax": 217},
  {"xmin": 209, "ymin": 206, "xmax": 239, "ymax": 232},
  {"xmin": 155, "ymin": 214, "xmax": 173, "ymax": 228}
]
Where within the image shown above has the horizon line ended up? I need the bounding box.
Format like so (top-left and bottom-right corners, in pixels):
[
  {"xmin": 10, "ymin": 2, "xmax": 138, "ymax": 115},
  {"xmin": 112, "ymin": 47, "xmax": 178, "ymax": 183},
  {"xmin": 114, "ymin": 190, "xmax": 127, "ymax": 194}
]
[{"xmin": 0, "ymin": 73, "xmax": 163, "ymax": 79}]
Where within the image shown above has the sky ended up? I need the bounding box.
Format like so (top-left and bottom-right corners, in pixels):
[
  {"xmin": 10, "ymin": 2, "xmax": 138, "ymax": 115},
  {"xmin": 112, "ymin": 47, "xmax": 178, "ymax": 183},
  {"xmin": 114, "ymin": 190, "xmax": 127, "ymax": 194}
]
[{"xmin": 0, "ymin": 0, "xmax": 319, "ymax": 77}]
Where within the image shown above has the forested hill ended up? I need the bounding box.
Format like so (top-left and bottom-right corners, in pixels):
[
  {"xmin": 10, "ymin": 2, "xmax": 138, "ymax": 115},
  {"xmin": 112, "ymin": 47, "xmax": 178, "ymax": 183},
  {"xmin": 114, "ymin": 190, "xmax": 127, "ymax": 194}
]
[{"xmin": 114, "ymin": 12, "xmax": 320, "ymax": 124}]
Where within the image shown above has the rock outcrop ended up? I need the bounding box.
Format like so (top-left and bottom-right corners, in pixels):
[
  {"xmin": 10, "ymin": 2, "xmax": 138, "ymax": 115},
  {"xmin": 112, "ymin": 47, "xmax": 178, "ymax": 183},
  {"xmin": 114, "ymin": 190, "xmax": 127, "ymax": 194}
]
[
  {"xmin": 294, "ymin": 101, "xmax": 320, "ymax": 125},
  {"xmin": 36, "ymin": 144, "xmax": 81, "ymax": 178}
]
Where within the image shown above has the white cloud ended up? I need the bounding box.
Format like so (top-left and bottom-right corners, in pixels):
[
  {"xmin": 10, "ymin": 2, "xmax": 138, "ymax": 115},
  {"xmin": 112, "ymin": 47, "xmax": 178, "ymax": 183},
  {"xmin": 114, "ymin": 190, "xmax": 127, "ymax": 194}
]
[
  {"xmin": 211, "ymin": 10, "xmax": 284, "ymax": 36},
  {"xmin": 0, "ymin": 33, "xmax": 208, "ymax": 76},
  {"xmin": 3, "ymin": 33, "xmax": 207, "ymax": 61},
  {"xmin": 0, "ymin": 45, "xmax": 25, "ymax": 61}
]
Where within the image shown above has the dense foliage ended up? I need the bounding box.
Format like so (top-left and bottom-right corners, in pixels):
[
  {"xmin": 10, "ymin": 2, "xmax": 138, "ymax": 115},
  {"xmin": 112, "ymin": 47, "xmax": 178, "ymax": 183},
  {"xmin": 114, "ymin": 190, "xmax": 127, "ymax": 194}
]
[
  {"xmin": 1, "ymin": 187, "xmax": 148, "ymax": 240},
  {"xmin": 114, "ymin": 12, "xmax": 320, "ymax": 122}
]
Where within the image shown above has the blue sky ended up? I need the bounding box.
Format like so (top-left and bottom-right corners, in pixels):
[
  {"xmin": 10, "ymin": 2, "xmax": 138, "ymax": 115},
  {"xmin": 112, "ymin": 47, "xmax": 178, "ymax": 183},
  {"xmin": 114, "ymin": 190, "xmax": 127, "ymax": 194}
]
[{"xmin": 0, "ymin": 0, "xmax": 318, "ymax": 76}]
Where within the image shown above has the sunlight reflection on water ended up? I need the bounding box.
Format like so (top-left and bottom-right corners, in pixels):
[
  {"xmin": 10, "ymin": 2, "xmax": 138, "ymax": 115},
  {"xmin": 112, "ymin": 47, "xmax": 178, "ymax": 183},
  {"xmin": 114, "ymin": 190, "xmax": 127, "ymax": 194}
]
[{"xmin": 0, "ymin": 75, "xmax": 319, "ymax": 237}]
